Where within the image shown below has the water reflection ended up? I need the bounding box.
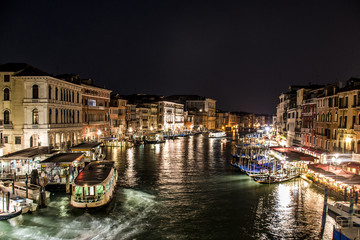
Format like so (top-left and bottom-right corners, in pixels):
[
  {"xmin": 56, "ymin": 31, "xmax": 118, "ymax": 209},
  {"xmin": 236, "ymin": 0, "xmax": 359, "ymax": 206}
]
[{"xmin": 0, "ymin": 135, "xmax": 337, "ymax": 239}]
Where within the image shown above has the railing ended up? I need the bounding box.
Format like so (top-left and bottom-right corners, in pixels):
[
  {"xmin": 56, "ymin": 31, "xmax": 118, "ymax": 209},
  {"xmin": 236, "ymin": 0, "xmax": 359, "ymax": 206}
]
[
  {"xmin": 73, "ymin": 194, "xmax": 104, "ymax": 203},
  {"xmin": 355, "ymin": 125, "xmax": 360, "ymax": 132},
  {"xmin": 4, "ymin": 122, "xmax": 13, "ymax": 129}
]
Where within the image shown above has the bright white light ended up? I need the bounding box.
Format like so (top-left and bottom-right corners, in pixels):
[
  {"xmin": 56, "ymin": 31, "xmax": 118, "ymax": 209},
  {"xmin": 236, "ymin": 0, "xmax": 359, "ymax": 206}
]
[
  {"xmin": 97, "ymin": 130, "xmax": 102, "ymax": 136},
  {"xmin": 346, "ymin": 137, "xmax": 351, "ymax": 143}
]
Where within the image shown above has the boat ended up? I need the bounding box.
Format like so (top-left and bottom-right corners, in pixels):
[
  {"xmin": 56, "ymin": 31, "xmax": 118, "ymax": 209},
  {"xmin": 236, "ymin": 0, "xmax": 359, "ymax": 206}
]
[
  {"xmin": 208, "ymin": 131, "xmax": 227, "ymax": 138},
  {"xmin": 252, "ymin": 172, "xmax": 299, "ymax": 184},
  {"xmin": 0, "ymin": 196, "xmax": 37, "ymax": 214},
  {"xmin": 0, "ymin": 181, "xmax": 50, "ymax": 203},
  {"xmin": 328, "ymin": 201, "xmax": 360, "ymax": 226},
  {"xmin": 71, "ymin": 161, "xmax": 118, "ymax": 208},
  {"xmin": 0, "ymin": 208, "xmax": 22, "ymax": 221}
]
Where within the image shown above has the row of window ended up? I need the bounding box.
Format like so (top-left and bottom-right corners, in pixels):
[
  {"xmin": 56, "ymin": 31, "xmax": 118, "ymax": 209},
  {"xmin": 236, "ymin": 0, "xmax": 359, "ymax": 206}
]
[
  {"xmin": 3, "ymin": 85, "xmax": 80, "ymax": 102},
  {"xmin": 3, "ymin": 109, "xmax": 81, "ymax": 125},
  {"xmin": 2, "ymin": 135, "xmax": 21, "ymax": 144}
]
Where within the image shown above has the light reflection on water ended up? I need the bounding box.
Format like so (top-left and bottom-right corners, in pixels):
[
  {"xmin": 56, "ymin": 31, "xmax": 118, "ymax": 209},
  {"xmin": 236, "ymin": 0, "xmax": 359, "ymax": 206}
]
[{"xmin": 0, "ymin": 135, "xmax": 337, "ymax": 239}]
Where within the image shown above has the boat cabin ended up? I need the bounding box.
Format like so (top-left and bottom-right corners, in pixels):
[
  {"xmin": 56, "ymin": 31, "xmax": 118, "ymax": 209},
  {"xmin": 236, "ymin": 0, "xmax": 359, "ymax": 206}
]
[{"xmin": 71, "ymin": 161, "xmax": 117, "ymax": 208}]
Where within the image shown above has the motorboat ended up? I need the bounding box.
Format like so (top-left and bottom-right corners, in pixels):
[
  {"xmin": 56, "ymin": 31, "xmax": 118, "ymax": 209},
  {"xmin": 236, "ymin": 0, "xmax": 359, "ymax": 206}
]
[
  {"xmin": 0, "ymin": 181, "xmax": 50, "ymax": 203},
  {"xmin": 328, "ymin": 201, "xmax": 360, "ymax": 226},
  {"xmin": 71, "ymin": 161, "xmax": 118, "ymax": 208},
  {"xmin": 208, "ymin": 131, "xmax": 227, "ymax": 138}
]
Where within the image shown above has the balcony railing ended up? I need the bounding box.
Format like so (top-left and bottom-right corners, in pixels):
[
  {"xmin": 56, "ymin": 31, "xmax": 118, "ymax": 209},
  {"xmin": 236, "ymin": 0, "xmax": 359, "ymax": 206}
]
[
  {"xmin": 355, "ymin": 125, "xmax": 360, "ymax": 132},
  {"xmin": 4, "ymin": 122, "xmax": 13, "ymax": 129}
]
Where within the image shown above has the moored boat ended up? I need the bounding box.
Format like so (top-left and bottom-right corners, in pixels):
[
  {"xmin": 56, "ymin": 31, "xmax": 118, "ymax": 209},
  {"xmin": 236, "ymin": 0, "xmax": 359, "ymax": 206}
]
[
  {"xmin": 0, "ymin": 181, "xmax": 50, "ymax": 203},
  {"xmin": 0, "ymin": 208, "xmax": 22, "ymax": 221},
  {"xmin": 328, "ymin": 201, "xmax": 360, "ymax": 226},
  {"xmin": 253, "ymin": 172, "xmax": 299, "ymax": 184},
  {"xmin": 71, "ymin": 161, "xmax": 118, "ymax": 208},
  {"xmin": 208, "ymin": 131, "xmax": 226, "ymax": 138}
]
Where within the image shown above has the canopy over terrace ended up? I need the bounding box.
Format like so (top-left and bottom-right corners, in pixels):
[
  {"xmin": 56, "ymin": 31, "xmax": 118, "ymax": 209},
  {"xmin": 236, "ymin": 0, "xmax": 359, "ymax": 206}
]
[
  {"xmin": 294, "ymin": 146, "xmax": 328, "ymax": 159},
  {"xmin": 308, "ymin": 163, "xmax": 360, "ymax": 190},
  {"xmin": 41, "ymin": 153, "xmax": 85, "ymax": 183},
  {"xmin": 270, "ymin": 147, "xmax": 317, "ymax": 162},
  {"xmin": 0, "ymin": 147, "xmax": 59, "ymax": 178}
]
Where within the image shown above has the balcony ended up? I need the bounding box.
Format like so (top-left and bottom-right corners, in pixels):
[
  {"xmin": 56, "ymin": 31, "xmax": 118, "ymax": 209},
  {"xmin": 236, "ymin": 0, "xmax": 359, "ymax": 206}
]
[
  {"xmin": 87, "ymin": 105, "xmax": 105, "ymax": 110},
  {"xmin": 355, "ymin": 125, "xmax": 360, "ymax": 132},
  {"xmin": 4, "ymin": 122, "xmax": 13, "ymax": 129}
]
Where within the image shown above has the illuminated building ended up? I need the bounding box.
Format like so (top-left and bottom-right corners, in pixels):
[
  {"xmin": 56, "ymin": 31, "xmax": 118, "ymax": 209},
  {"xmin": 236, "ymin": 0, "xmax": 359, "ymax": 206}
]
[{"xmin": 0, "ymin": 63, "xmax": 83, "ymax": 153}]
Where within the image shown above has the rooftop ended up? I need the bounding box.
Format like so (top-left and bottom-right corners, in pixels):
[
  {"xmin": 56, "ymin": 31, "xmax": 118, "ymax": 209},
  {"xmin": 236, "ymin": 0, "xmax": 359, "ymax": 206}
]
[
  {"xmin": 41, "ymin": 153, "xmax": 84, "ymax": 163},
  {"xmin": 70, "ymin": 142, "xmax": 102, "ymax": 150},
  {"xmin": 74, "ymin": 161, "xmax": 115, "ymax": 186},
  {"xmin": 0, "ymin": 147, "xmax": 58, "ymax": 160}
]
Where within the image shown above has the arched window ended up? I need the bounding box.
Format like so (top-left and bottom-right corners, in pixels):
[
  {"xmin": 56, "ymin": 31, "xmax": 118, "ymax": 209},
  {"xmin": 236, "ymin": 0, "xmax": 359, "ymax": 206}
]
[
  {"xmin": 32, "ymin": 109, "xmax": 39, "ymax": 124},
  {"xmin": 49, "ymin": 109, "xmax": 52, "ymax": 124},
  {"xmin": 316, "ymin": 114, "xmax": 319, "ymax": 121},
  {"xmin": 72, "ymin": 92, "xmax": 74, "ymax": 103},
  {"xmin": 55, "ymin": 87, "xmax": 58, "ymax": 100},
  {"xmin": 329, "ymin": 113, "xmax": 332, "ymax": 122},
  {"xmin": 72, "ymin": 110, "xmax": 75, "ymax": 123},
  {"xmin": 56, "ymin": 109, "xmax": 58, "ymax": 124},
  {"xmin": 77, "ymin": 111, "xmax": 80, "ymax": 123},
  {"xmin": 48, "ymin": 86, "xmax": 52, "ymax": 99},
  {"xmin": 3, "ymin": 110, "xmax": 10, "ymax": 124},
  {"xmin": 4, "ymin": 88, "xmax": 9, "ymax": 101},
  {"xmin": 335, "ymin": 112, "xmax": 338, "ymax": 122},
  {"xmin": 77, "ymin": 92, "xmax": 79, "ymax": 103},
  {"xmin": 321, "ymin": 113, "xmax": 325, "ymax": 122},
  {"xmin": 32, "ymin": 85, "xmax": 39, "ymax": 99}
]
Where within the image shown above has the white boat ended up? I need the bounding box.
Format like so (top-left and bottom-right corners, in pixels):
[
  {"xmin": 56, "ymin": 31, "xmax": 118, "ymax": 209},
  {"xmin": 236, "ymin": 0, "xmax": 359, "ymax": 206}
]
[
  {"xmin": 71, "ymin": 161, "xmax": 118, "ymax": 209},
  {"xmin": 328, "ymin": 201, "xmax": 360, "ymax": 225},
  {"xmin": 208, "ymin": 131, "xmax": 227, "ymax": 138},
  {"xmin": 0, "ymin": 196, "xmax": 37, "ymax": 214},
  {"xmin": 0, "ymin": 181, "xmax": 50, "ymax": 203}
]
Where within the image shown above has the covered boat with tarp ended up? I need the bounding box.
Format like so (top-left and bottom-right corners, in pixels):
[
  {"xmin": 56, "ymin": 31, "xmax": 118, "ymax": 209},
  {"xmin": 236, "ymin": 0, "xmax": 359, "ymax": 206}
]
[{"xmin": 71, "ymin": 161, "xmax": 117, "ymax": 208}]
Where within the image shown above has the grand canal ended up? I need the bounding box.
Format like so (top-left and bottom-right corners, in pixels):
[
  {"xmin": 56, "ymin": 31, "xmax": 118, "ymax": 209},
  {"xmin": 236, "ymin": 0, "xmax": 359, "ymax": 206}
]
[{"xmin": 1, "ymin": 135, "xmax": 336, "ymax": 239}]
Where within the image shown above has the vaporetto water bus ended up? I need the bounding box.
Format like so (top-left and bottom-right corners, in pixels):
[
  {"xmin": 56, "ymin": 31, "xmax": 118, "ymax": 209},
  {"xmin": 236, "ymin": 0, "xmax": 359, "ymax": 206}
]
[{"xmin": 71, "ymin": 161, "xmax": 118, "ymax": 208}]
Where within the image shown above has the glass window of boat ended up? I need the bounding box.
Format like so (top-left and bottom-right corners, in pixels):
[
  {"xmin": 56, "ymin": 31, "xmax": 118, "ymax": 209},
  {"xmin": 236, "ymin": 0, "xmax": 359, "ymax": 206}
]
[
  {"xmin": 89, "ymin": 186, "xmax": 94, "ymax": 195},
  {"xmin": 74, "ymin": 186, "xmax": 82, "ymax": 196},
  {"xmin": 96, "ymin": 185, "xmax": 103, "ymax": 195}
]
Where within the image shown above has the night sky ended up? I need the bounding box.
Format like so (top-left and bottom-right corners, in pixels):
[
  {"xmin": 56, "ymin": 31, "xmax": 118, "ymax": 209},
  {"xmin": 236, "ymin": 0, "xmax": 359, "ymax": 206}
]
[{"xmin": 2, "ymin": 1, "xmax": 360, "ymax": 114}]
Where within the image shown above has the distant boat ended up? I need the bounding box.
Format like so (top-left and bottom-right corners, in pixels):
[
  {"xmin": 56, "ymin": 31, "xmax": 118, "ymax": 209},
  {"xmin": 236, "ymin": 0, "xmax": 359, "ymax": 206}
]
[
  {"xmin": 252, "ymin": 172, "xmax": 299, "ymax": 184},
  {"xmin": 71, "ymin": 161, "xmax": 118, "ymax": 209},
  {"xmin": 208, "ymin": 131, "xmax": 227, "ymax": 138}
]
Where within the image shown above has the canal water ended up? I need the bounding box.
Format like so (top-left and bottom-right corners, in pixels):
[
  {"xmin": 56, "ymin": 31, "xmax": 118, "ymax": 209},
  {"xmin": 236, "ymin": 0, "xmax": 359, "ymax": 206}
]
[{"xmin": 1, "ymin": 135, "xmax": 336, "ymax": 239}]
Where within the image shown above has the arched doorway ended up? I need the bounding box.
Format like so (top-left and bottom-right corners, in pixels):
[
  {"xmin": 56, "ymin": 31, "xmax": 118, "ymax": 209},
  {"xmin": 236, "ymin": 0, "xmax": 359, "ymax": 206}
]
[{"xmin": 30, "ymin": 134, "xmax": 40, "ymax": 147}]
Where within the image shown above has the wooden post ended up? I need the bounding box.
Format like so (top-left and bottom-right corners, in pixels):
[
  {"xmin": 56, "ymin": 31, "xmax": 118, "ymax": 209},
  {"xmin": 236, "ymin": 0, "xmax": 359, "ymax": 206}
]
[
  {"xmin": 12, "ymin": 172, "xmax": 15, "ymax": 195},
  {"xmin": 25, "ymin": 173, "xmax": 29, "ymax": 198},
  {"xmin": 66, "ymin": 171, "xmax": 70, "ymax": 194},
  {"xmin": 6, "ymin": 191, "xmax": 10, "ymax": 212}
]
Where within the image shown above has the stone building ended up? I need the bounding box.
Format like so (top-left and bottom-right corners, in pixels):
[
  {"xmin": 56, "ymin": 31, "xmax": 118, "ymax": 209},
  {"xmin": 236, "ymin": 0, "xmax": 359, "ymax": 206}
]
[
  {"xmin": 0, "ymin": 63, "xmax": 83, "ymax": 153},
  {"xmin": 110, "ymin": 94, "xmax": 127, "ymax": 138},
  {"xmin": 166, "ymin": 95, "xmax": 216, "ymax": 130},
  {"xmin": 157, "ymin": 101, "xmax": 184, "ymax": 133},
  {"xmin": 80, "ymin": 79, "xmax": 111, "ymax": 141}
]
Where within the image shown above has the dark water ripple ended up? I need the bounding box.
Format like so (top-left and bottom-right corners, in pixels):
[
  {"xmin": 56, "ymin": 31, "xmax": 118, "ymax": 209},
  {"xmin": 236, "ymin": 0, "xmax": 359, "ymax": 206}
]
[{"xmin": 0, "ymin": 135, "xmax": 336, "ymax": 240}]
